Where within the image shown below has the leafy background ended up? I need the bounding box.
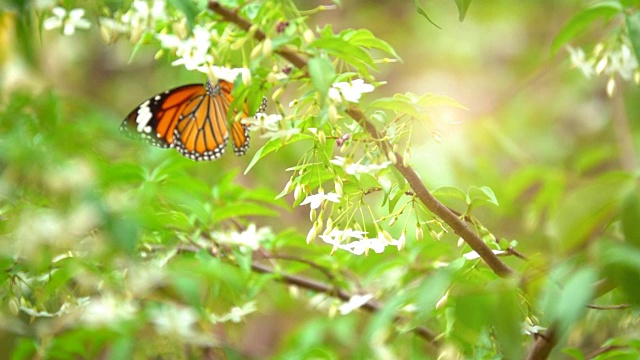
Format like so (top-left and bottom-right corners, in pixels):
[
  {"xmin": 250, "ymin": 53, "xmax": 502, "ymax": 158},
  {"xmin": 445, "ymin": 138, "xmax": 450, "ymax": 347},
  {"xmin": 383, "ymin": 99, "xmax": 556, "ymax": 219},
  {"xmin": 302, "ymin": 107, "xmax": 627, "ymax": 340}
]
[{"xmin": 1, "ymin": 0, "xmax": 640, "ymax": 359}]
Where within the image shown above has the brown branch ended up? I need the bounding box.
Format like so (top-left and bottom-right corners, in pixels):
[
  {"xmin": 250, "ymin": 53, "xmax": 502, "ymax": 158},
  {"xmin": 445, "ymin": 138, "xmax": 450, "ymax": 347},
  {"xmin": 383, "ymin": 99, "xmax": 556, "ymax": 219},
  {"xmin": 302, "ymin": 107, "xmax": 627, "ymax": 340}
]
[
  {"xmin": 208, "ymin": 0, "xmax": 514, "ymax": 278},
  {"xmin": 585, "ymin": 345, "xmax": 629, "ymax": 360},
  {"xmin": 250, "ymin": 261, "xmax": 440, "ymax": 347},
  {"xmin": 346, "ymin": 107, "xmax": 514, "ymax": 278},
  {"xmin": 586, "ymin": 303, "xmax": 631, "ymax": 310},
  {"xmin": 526, "ymin": 325, "xmax": 557, "ymax": 360},
  {"xmin": 207, "ymin": 2, "xmax": 308, "ymax": 70}
]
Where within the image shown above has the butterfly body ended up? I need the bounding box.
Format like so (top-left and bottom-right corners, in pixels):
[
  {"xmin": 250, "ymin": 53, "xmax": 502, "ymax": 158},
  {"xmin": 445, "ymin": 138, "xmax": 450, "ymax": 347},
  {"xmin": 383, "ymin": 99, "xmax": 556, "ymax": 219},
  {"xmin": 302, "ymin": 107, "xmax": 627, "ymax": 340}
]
[{"xmin": 121, "ymin": 79, "xmax": 262, "ymax": 161}]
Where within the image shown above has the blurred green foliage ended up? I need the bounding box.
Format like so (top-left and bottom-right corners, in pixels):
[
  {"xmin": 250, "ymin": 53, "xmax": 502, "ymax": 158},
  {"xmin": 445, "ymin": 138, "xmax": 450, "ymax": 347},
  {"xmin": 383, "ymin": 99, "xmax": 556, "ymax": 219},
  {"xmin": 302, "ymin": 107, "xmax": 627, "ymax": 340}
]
[{"xmin": 1, "ymin": 0, "xmax": 640, "ymax": 359}]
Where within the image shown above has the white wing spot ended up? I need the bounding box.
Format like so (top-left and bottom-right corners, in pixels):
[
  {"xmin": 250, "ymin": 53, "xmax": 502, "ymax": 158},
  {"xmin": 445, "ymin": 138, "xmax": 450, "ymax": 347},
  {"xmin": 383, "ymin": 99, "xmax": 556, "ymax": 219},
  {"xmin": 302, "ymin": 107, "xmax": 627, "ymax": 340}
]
[{"xmin": 135, "ymin": 100, "xmax": 153, "ymax": 133}]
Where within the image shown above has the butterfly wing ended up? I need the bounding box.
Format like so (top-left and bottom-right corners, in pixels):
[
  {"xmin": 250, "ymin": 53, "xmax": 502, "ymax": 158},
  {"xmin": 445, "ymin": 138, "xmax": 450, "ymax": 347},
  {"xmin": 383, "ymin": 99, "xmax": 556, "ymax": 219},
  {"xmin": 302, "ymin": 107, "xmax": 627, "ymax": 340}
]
[
  {"xmin": 122, "ymin": 80, "xmax": 264, "ymax": 161},
  {"xmin": 120, "ymin": 83, "xmax": 205, "ymax": 149},
  {"xmin": 217, "ymin": 80, "xmax": 253, "ymax": 156}
]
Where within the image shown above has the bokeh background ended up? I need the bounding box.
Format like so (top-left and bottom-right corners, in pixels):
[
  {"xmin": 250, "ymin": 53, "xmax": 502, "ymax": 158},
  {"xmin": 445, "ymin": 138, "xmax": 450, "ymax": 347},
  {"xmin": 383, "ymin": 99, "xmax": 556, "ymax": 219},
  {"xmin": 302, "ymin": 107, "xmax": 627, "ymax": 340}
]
[{"xmin": 1, "ymin": 0, "xmax": 639, "ymax": 358}]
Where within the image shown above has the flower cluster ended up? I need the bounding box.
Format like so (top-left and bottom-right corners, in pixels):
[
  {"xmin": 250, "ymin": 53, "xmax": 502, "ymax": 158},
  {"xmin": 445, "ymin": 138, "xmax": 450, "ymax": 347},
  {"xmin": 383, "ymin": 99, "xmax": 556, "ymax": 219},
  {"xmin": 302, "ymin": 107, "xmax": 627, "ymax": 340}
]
[
  {"xmin": 567, "ymin": 41, "xmax": 640, "ymax": 96},
  {"xmin": 43, "ymin": 7, "xmax": 91, "ymax": 35},
  {"xmin": 328, "ymin": 79, "xmax": 375, "ymax": 103},
  {"xmin": 319, "ymin": 228, "xmax": 405, "ymax": 255}
]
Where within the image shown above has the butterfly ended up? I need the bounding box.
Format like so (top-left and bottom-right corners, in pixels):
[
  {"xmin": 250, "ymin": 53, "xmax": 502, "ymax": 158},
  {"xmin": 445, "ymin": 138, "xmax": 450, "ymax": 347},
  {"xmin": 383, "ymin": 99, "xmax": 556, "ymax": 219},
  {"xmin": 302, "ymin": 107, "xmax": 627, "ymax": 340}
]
[{"xmin": 121, "ymin": 79, "xmax": 266, "ymax": 161}]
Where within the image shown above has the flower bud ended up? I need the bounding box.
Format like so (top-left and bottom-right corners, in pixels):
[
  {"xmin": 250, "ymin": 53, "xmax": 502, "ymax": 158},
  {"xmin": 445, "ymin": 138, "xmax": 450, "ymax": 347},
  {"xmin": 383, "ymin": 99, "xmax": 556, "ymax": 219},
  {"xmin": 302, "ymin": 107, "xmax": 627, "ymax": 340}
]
[
  {"xmin": 416, "ymin": 226, "xmax": 424, "ymax": 241},
  {"xmin": 262, "ymin": 38, "xmax": 273, "ymax": 57},
  {"xmin": 387, "ymin": 151, "xmax": 397, "ymax": 164},
  {"xmin": 272, "ymin": 87, "xmax": 285, "ymax": 101},
  {"xmin": 318, "ymin": 130, "xmax": 326, "ymax": 145},
  {"xmin": 294, "ymin": 183, "xmax": 303, "ymax": 202},
  {"xmin": 303, "ymin": 29, "xmax": 315, "ymax": 43},
  {"xmin": 306, "ymin": 223, "xmax": 318, "ymax": 244},
  {"xmin": 250, "ymin": 43, "xmax": 262, "ymax": 59}
]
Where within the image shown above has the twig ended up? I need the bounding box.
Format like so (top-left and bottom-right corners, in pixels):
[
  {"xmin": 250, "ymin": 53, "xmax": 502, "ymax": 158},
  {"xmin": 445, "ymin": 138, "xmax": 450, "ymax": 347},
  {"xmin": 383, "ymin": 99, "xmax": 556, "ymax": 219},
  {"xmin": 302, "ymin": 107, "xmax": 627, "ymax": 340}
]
[
  {"xmin": 346, "ymin": 107, "xmax": 514, "ymax": 278},
  {"xmin": 526, "ymin": 325, "xmax": 557, "ymax": 360},
  {"xmin": 208, "ymin": 0, "xmax": 514, "ymax": 278},
  {"xmin": 250, "ymin": 261, "xmax": 440, "ymax": 345},
  {"xmin": 585, "ymin": 345, "xmax": 629, "ymax": 360},
  {"xmin": 586, "ymin": 304, "xmax": 630, "ymax": 310}
]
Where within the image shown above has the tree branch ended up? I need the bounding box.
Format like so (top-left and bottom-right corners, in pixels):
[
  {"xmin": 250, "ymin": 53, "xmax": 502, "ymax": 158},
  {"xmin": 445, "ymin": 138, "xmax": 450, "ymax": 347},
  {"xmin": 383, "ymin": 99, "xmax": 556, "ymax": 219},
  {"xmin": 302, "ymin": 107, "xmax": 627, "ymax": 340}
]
[
  {"xmin": 208, "ymin": 0, "xmax": 514, "ymax": 279},
  {"xmin": 525, "ymin": 326, "xmax": 557, "ymax": 360},
  {"xmin": 250, "ymin": 261, "xmax": 440, "ymax": 347}
]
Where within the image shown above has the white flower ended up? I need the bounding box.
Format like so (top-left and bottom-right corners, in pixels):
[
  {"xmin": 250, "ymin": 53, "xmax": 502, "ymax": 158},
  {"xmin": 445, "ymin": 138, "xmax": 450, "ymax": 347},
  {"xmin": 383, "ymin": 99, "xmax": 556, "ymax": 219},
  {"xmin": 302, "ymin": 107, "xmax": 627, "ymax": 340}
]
[
  {"xmin": 328, "ymin": 87, "xmax": 342, "ymax": 102},
  {"xmin": 299, "ymin": 191, "xmax": 341, "ymax": 210},
  {"xmin": 150, "ymin": 304, "xmax": 198, "ymax": 337},
  {"xmin": 157, "ymin": 25, "xmax": 213, "ymax": 71},
  {"xmin": 339, "ymin": 294, "xmax": 373, "ymax": 315},
  {"xmin": 567, "ymin": 46, "xmax": 594, "ymax": 78},
  {"xmin": 523, "ymin": 323, "xmax": 546, "ymax": 335},
  {"xmin": 330, "ymin": 156, "xmax": 392, "ymax": 175},
  {"xmin": 319, "ymin": 228, "xmax": 367, "ymax": 244},
  {"xmin": 322, "ymin": 232, "xmax": 401, "ymax": 256},
  {"xmin": 210, "ymin": 66, "xmax": 250, "ymax": 83},
  {"xmin": 150, "ymin": 303, "xmax": 214, "ymax": 346},
  {"xmin": 43, "ymin": 7, "xmax": 91, "ymax": 36},
  {"xmin": 242, "ymin": 112, "xmax": 283, "ymax": 132},
  {"xmin": 211, "ymin": 301, "xmax": 257, "ymax": 323},
  {"xmin": 20, "ymin": 297, "xmax": 87, "ymax": 318},
  {"xmin": 462, "ymin": 249, "xmax": 506, "ymax": 260},
  {"xmin": 122, "ymin": 0, "xmax": 166, "ymax": 29},
  {"xmin": 212, "ymin": 224, "xmax": 272, "ymax": 250},
  {"xmin": 608, "ymin": 44, "xmax": 638, "ymax": 80},
  {"xmin": 331, "ymin": 79, "xmax": 374, "ymax": 103},
  {"xmin": 81, "ymin": 295, "xmax": 137, "ymax": 327}
]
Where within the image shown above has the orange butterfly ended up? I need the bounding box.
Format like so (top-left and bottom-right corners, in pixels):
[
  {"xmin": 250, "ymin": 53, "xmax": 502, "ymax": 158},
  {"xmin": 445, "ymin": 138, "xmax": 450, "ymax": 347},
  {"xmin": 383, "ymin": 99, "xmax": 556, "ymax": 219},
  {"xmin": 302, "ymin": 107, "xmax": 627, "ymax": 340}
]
[{"xmin": 121, "ymin": 79, "xmax": 266, "ymax": 161}]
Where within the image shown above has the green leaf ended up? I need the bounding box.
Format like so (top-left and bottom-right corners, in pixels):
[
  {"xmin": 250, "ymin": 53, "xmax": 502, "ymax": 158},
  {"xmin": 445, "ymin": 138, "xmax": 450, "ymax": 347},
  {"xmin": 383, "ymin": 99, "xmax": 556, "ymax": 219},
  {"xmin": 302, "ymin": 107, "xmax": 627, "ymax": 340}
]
[
  {"xmin": 490, "ymin": 280, "xmax": 524, "ymax": 360},
  {"xmin": 468, "ymin": 186, "xmax": 499, "ymax": 208},
  {"xmin": 413, "ymin": 0, "xmax": 442, "ymax": 29},
  {"xmin": 551, "ymin": 2, "xmax": 622, "ymax": 56},
  {"xmin": 342, "ymin": 28, "xmax": 401, "ymax": 60},
  {"xmin": 388, "ymin": 186, "xmax": 406, "ymax": 213},
  {"xmin": 168, "ymin": 0, "xmax": 199, "ymax": 31},
  {"xmin": 547, "ymin": 173, "xmax": 633, "ymax": 253},
  {"xmin": 308, "ymin": 56, "xmax": 337, "ymax": 99},
  {"xmin": 626, "ymin": 12, "xmax": 640, "ymax": 64},
  {"xmin": 432, "ymin": 186, "xmax": 468, "ymax": 213},
  {"xmin": 539, "ymin": 265, "xmax": 597, "ymax": 333},
  {"xmin": 212, "ymin": 202, "xmax": 280, "ymax": 222},
  {"xmin": 621, "ymin": 187, "xmax": 640, "ymax": 248},
  {"xmin": 454, "ymin": 0, "xmax": 472, "ymax": 21},
  {"xmin": 245, "ymin": 133, "xmax": 311, "ymax": 174},
  {"xmin": 311, "ymin": 37, "xmax": 376, "ymax": 77},
  {"xmin": 601, "ymin": 242, "xmax": 640, "ymax": 305}
]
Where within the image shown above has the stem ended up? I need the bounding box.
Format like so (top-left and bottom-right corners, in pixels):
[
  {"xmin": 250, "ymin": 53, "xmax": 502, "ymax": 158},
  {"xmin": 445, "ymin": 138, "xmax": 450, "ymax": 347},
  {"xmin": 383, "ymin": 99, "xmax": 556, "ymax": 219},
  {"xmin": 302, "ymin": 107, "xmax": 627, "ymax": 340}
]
[{"xmin": 208, "ymin": 0, "xmax": 514, "ymax": 278}]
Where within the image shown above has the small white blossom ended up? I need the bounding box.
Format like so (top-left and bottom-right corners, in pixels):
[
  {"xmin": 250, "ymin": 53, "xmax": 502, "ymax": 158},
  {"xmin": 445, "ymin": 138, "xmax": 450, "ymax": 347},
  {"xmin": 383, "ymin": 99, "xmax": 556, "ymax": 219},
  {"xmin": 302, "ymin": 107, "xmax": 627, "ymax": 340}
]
[
  {"xmin": 330, "ymin": 156, "xmax": 392, "ymax": 175},
  {"xmin": 242, "ymin": 113, "xmax": 283, "ymax": 132},
  {"xmin": 523, "ymin": 323, "xmax": 546, "ymax": 335},
  {"xmin": 321, "ymin": 232, "xmax": 402, "ymax": 256},
  {"xmin": 319, "ymin": 228, "xmax": 367, "ymax": 244},
  {"xmin": 462, "ymin": 249, "xmax": 505, "ymax": 260},
  {"xmin": 43, "ymin": 7, "xmax": 91, "ymax": 36},
  {"xmin": 157, "ymin": 25, "xmax": 213, "ymax": 71},
  {"xmin": 300, "ymin": 191, "xmax": 341, "ymax": 210},
  {"xmin": 212, "ymin": 224, "xmax": 272, "ymax": 251},
  {"xmin": 210, "ymin": 66, "xmax": 250, "ymax": 83},
  {"xmin": 211, "ymin": 301, "xmax": 257, "ymax": 323},
  {"xmin": 82, "ymin": 295, "xmax": 137, "ymax": 327},
  {"xmin": 567, "ymin": 46, "xmax": 594, "ymax": 78},
  {"xmin": 150, "ymin": 304, "xmax": 198, "ymax": 337},
  {"xmin": 331, "ymin": 79, "xmax": 374, "ymax": 103},
  {"xmin": 339, "ymin": 294, "xmax": 373, "ymax": 315}
]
